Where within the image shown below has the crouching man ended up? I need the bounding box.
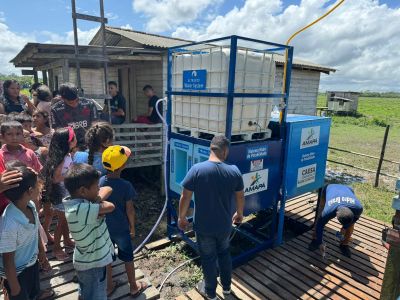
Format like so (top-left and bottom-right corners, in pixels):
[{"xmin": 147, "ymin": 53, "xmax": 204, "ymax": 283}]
[{"xmin": 309, "ymin": 184, "xmax": 363, "ymax": 258}]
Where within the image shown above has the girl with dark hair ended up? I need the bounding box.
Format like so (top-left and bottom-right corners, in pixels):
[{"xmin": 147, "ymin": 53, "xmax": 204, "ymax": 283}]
[
  {"xmin": 33, "ymin": 109, "xmax": 53, "ymax": 147},
  {"xmin": 73, "ymin": 122, "xmax": 114, "ymax": 175},
  {"xmin": 0, "ymin": 80, "xmax": 35, "ymax": 115},
  {"xmin": 43, "ymin": 127, "xmax": 77, "ymax": 260}
]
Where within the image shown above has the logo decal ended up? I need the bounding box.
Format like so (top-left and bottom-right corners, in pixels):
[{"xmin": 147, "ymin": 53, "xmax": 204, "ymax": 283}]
[
  {"xmin": 300, "ymin": 126, "xmax": 320, "ymax": 149},
  {"xmin": 297, "ymin": 164, "xmax": 317, "ymax": 187},
  {"xmin": 243, "ymin": 170, "xmax": 268, "ymax": 196}
]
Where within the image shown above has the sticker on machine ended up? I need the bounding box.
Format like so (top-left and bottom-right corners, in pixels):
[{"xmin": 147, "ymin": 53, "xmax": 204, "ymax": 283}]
[
  {"xmin": 246, "ymin": 145, "xmax": 268, "ymax": 160},
  {"xmin": 297, "ymin": 164, "xmax": 317, "ymax": 187},
  {"xmin": 243, "ymin": 169, "xmax": 268, "ymax": 196},
  {"xmin": 300, "ymin": 126, "xmax": 320, "ymax": 149},
  {"xmin": 250, "ymin": 159, "xmax": 263, "ymax": 171}
]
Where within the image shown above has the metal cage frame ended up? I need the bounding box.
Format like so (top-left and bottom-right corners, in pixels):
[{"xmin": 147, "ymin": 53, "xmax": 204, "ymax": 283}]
[{"xmin": 165, "ymin": 35, "xmax": 294, "ymax": 265}]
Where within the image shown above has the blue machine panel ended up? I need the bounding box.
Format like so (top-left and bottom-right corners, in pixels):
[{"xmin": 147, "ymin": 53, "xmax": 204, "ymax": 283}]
[
  {"xmin": 169, "ymin": 139, "xmax": 193, "ymax": 195},
  {"xmin": 284, "ymin": 115, "xmax": 331, "ymax": 199},
  {"xmin": 227, "ymin": 140, "xmax": 282, "ymax": 215},
  {"xmin": 193, "ymin": 144, "xmax": 210, "ymax": 165}
]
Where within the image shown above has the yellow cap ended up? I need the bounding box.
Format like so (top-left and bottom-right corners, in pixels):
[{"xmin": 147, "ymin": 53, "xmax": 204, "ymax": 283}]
[{"xmin": 102, "ymin": 145, "xmax": 131, "ymax": 172}]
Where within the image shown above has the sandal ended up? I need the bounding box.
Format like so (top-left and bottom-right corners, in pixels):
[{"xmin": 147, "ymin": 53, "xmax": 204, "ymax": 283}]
[
  {"xmin": 53, "ymin": 249, "xmax": 69, "ymax": 261},
  {"xmin": 130, "ymin": 281, "xmax": 148, "ymax": 298},
  {"xmin": 38, "ymin": 288, "xmax": 55, "ymax": 300},
  {"xmin": 64, "ymin": 240, "xmax": 75, "ymax": 249}
]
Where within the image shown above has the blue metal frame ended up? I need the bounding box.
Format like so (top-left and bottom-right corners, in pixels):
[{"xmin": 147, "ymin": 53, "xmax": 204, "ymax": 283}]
[{"xmin": 166, "ymin": 35, "xmax": 294, "ymax": 264}]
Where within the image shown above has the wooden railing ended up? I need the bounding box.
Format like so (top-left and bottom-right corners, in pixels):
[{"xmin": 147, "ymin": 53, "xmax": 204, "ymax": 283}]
[{"xmin": 112, "ymin": 123, "xmax": 164, "ymax": 168}]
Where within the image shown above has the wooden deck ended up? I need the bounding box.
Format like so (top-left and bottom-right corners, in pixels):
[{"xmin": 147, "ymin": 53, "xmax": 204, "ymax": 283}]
[
  {"xmin": 0, "ymin": 228, "xmax": 160, "ymax": 300},
  {"xmin": 178, "ymin": 193, "xmax": 388, "ymax": 300}
]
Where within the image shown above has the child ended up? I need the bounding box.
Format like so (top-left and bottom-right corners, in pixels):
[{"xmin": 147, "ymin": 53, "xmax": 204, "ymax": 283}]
[
  {"xmin": 73, "ymin": 122, "xmax": 114, "ymax": 175},
  {"xmin": 100, "ymin": 145, "xmax": 148, "ymax": 297},
  {"xmin": 0, "ymin": 121, "xmax": 42, "ymax": 173},
  {"xmin": 43, "ymin": 127, "xmax": 77, "ymax": 260},
  {"xmin": 32, "ymin": 110, "xmax": 53, "ymax": 148},
  {"xmin": 13, "ymin": 112, "xmax": 34, "ymax": 133},
  {"xmin": 0, "ymin": 165, "xmax": 54, "ymax": 300},
  {"xmin": 63, "ymin": 163, "xmax": 115, "ymax": 300}
]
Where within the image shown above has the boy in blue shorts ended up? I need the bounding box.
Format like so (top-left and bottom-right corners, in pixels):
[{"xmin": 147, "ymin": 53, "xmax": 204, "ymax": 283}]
[
  {"xmin": 63, "ymin": 163, "xmax": 115, "ymax": 300},
  {"xmin": 100, "ymin": 145, "xmax": 148, "ymax": 297}
]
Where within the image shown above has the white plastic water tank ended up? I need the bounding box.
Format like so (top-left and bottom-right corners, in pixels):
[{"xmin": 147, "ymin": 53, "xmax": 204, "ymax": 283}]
[{"xmin": 172, "ymin": 47, "xmax": 276, "ymax": 139}]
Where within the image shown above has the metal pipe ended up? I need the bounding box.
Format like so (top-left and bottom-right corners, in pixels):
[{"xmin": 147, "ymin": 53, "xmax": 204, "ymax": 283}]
[
  {"xmin": 99, "ymin": 0, "xmax": 112, "ymax": 124},
  {"xmin": 71, "ymin": 0, "xmax": 81, "ymax": 89}
]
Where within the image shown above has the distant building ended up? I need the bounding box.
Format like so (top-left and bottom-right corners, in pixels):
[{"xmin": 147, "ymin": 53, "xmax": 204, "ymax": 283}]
[
  {"xmin": 326, "ymin": 91, "xmax": 360, "ymax": 113},
  {"xmin": 11, "ymin": 26, "xmax": 336, "ymax": 118}
]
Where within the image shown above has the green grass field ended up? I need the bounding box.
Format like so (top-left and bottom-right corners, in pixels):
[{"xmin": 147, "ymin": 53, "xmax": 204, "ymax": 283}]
[{"xmin": 318, "ymin": 94, "xmax": 399, "ymax": 223}]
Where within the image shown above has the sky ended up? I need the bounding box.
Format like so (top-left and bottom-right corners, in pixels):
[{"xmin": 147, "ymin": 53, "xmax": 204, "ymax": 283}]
[{"xmin": 0, "ymin": 0, "xmax": 399, "ymax": 91}]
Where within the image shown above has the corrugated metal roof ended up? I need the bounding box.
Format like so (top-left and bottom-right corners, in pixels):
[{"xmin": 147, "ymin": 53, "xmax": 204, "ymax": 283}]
[
  {"xmin": 104, "ymin": 26, "xmax": 191, "ymax": 48},
  {"xmin": 274, "ymin": 55, "xmax": 336, "ymax": 73},
  {"xmin": 95, "ymin": 27, "xmax": 335, "ymax": 73}
]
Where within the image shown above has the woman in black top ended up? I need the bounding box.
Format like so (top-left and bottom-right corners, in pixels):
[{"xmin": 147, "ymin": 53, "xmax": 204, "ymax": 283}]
[{"xmin": 0, "ymin": 80, "xmax": 35, "ymax": 115}]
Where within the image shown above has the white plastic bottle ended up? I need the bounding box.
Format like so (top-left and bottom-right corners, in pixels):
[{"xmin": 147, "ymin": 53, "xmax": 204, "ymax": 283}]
[{"xmin": 271, "ymin": 105, "xmax": 280, "ymax": 119}]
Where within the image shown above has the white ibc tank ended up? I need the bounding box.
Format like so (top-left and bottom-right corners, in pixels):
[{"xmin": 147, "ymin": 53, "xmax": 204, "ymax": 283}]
[{"xmin": 172, "ymin": 47, "xmax": 276, "ymax": 138}]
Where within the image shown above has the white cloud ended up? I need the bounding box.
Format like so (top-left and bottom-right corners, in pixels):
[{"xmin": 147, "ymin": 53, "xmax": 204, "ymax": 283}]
[
  {"xmin": 121, "ymin": 24, "xmax": 133, "ymax": 30},
  {"xmin": 0, "ymin": 14, "xmax": 31, "ymax": 74},
  {"xmin": 41, "ymin": 27, "xmax": 99, "ymax": 45},
  {"xmin": 0, "ymin": 11, "xmax": 98, "ymax": 75},
  {"xmin": 172, "ymin": 0, "xmax": 400, "ymax": 92},
  {"xmin": 132, "ymin": 0, "xmax": 222, "ymax": 32}
]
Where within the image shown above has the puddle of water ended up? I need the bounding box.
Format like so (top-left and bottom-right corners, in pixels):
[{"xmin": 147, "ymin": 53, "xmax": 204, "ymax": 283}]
[{"xmin": 325, "ymin": 169, "xmax": 366, "ymax": 185}]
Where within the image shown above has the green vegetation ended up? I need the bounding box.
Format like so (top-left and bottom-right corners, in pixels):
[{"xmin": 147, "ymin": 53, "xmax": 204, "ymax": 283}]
[
  {"xmin": 318, "ymin": 93, "xmax": 399, "ymax": 223},
  {"xmin": 352, "ymin": 183, "xmax": 394, "ymax": 224},
  {"xmin": 0, "ymin": 74, "xmax": 34, "ymax": 89}
]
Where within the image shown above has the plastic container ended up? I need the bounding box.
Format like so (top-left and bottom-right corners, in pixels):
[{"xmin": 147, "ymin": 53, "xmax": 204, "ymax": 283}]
[{"xmin": 172, "ymin": 47, "xmax": 276, "ymax": 138}]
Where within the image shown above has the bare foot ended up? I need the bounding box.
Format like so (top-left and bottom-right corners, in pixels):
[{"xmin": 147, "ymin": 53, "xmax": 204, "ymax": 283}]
[{"xmin": 46, "ymin": 233, "xmax": 54, "ymax": 245}]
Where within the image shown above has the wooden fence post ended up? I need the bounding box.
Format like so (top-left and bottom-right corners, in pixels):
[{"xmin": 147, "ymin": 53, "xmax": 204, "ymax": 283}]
[{"xmin": 375, "ymin": 125, "xmax": 390, "ymax": 187}]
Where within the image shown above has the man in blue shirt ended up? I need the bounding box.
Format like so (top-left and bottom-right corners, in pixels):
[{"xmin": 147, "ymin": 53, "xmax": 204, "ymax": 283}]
[
  {"xmin": 309, "ymin": 184, "xmax": 363, "ymax": 258},
  {"xmin": 178, "ymin": 135, "xmax": 245, "ymax": 300}
]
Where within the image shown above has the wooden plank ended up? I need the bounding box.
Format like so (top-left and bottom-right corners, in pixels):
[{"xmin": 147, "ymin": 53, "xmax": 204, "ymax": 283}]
[
  {"xmin": 233, "ymin": 269, "xmax": 282, "ymax": 300},
  {"xmin": 114, "ymin": 131, "xmax": 163, "ymax": 137},
  {"xmin": 291, "ymin": 237, "xmax": 384, "ymax": 284},
  {"xmin": 260, "ymin": 251, "xmax": 355, "ymax": 300},
  {"xmin": 231, "ymin": 274, "xmax": 268, "ymax": 300},
  {"xmin": 301, "ymin": 231, "xmax": 387, "ymax": 270},
  {"xmin": 186, "ymin": 289, "xmax": 206, "ymax": 300},
  {"xmin": 281, "ymin": 241, "xmax": 381, "ymax": 298},
  {"xmin": 176, "ymin": 296, "xmax": 190, "ymax": 300},
  {"xmin": 216, "ymin": 281, "xmax": 251, "ymax": 300},
  {"xmin": 55, "ymin": 268, "xmax": 152, "ymax": 300},
  {"xmin": 74, "ymin": 12, "xmax": 108, "ymax": 23},
  {"xmin": 109, "ymin": 277, "xmax": 159, "ymax": 300},
  {"xmin": 251, "ymin": 257, "xmax": 325, "ymax": 299},
  {"xmin": 326, "ymin": 220, "xmax": 387, "ymax": 249},
  {"xmin": 145, "ymin": 238, "xmax": 172, "ymax": 251},
  {"xmin": 247, "ymin": 259, "xmax": 321, "ymax": 299},
  {"xmin": 113, "ymin": 123, "xmax": 162, "ymax": 129},
  {"xmin": 261, "ymin": 250, "xmax": 373, "ymax": 300},
  {"xmin": 241, "ymin": 264, "xmax": 307, "ymax": 300},
  {"xmin": 116, "ymin": 139, "xmax": 162, "ymax": 145}
]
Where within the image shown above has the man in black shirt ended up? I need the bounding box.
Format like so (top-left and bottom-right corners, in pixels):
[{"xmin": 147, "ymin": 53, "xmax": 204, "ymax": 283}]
[
  {"xmin": 102, "ymin": 81, "xmax": 126, "ymax": 124},
  {"xmin": 134, "ymin": 85, "xmax": 163, "ymax": 124},
  {"xmin": 51, "ymin": 82, "xmax": 99, "ymax": 148}
]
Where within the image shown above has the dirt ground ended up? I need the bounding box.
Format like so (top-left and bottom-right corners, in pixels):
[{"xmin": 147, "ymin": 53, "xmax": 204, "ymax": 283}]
[{"xmin": 121, "ymin": 167, "xmax": 203, "ymax": 299}]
